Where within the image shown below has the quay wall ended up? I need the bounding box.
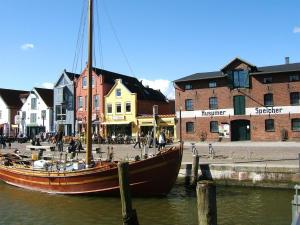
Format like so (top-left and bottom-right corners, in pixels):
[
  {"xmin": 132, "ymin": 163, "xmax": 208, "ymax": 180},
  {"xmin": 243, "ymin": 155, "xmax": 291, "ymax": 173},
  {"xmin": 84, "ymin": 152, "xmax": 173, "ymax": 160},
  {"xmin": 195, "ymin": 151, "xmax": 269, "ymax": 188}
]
[{"xmin": 179, "ymin": 162, "xmax": 300, "ymax": 189}]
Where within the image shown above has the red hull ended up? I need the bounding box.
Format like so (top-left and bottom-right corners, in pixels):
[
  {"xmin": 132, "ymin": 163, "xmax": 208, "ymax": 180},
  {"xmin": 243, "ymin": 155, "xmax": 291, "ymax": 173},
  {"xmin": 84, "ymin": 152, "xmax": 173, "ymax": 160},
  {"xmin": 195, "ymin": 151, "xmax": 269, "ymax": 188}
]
[{"xmin": 0, "ymin": 146, "xmax": 182, "ymax": 196}]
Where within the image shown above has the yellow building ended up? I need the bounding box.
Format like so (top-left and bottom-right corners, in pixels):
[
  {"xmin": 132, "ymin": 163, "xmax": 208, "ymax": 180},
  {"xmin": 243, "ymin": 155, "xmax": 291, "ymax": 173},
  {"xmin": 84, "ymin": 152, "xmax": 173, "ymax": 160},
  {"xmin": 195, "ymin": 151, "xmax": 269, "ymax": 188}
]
[{"xmin": 103, "ymin": 79, "xmax": 138, "ymax": 137}]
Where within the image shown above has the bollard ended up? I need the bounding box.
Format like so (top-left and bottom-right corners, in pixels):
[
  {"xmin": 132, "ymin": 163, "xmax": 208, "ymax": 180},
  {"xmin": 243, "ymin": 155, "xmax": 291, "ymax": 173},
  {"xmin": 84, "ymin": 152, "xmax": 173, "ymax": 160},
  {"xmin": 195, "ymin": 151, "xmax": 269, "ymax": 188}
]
[
  {"xmin": 196, "ymin": 180, "xmax": 217, "ymax": 225},
  {"xmin": 185, "ymin": 164, "xmax": 192, "ymax": 185},
  {"xmin": 192, "ymin": 155, "xmax": 200, "ymax": 186},
  {"xmin": 118, "ymin": 162, "xmax": 139, "ymax": 225}
]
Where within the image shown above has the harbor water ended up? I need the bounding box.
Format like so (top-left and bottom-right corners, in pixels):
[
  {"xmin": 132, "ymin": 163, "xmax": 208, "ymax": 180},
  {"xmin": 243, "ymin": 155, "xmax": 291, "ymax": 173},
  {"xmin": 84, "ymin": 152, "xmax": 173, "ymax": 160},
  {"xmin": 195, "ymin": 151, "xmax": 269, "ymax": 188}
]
[{"xmin": 0, "ymin": 181, "xmax": 292, "ymax": 225}]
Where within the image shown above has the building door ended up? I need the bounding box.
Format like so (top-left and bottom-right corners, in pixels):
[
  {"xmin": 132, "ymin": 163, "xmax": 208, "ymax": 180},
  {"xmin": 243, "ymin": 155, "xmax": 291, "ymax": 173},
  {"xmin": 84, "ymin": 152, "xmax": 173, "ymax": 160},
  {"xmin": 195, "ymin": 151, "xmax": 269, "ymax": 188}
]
[
  {"xmin": 66, "ymin": 124, "xmax": 72, "ymax": 136},
  {"xmin": 233, "ymin": 95, "xmax": 246, "ymax": 115},
  {"xmin": 230, "ymin": 120, "xmax": 250, "ymax": 141}
]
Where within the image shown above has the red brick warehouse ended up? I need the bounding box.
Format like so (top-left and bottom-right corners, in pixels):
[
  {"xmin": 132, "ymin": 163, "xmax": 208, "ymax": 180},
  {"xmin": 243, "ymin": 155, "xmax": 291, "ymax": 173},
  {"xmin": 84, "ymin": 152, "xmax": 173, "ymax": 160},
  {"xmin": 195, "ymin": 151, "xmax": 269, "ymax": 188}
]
[{"xmin": 174, "ymin": 57, "xmax": 300, "ymax": 142}]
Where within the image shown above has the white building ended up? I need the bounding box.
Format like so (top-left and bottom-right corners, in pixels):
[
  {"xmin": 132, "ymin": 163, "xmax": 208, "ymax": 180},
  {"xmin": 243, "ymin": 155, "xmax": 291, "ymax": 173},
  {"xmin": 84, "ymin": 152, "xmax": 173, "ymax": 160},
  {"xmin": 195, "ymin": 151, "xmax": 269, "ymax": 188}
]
[
  {"xmin": 0, "ymin": 88, "xmax": 28, "ymax": 137},
  {"xmin": 19, "ymin": 87, "xmax": 53, "ymax": 138}
]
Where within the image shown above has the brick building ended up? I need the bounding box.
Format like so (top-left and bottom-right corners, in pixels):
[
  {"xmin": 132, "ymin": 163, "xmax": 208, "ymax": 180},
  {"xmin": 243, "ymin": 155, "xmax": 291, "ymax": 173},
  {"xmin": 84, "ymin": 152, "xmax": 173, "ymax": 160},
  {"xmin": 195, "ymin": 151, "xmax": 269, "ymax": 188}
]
[
  {"xmin": 174, "ymin": 57, "xmax": 300, "ymax": 142},
  {"xmin": 76, "ymin": 66, "xmax": 174, "ymax": 136}
]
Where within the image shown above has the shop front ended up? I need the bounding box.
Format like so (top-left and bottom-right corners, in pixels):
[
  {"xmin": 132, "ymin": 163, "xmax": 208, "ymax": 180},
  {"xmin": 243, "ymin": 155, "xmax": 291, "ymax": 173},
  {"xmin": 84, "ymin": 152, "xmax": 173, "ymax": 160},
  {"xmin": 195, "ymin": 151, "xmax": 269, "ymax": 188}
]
[
  {"xmin": 102, "ymin": 121, "xmax": 134, "ymax": 137},
  {"xmin": 137, "ymin": 115, "xmax": 177, "ymax": 142}
]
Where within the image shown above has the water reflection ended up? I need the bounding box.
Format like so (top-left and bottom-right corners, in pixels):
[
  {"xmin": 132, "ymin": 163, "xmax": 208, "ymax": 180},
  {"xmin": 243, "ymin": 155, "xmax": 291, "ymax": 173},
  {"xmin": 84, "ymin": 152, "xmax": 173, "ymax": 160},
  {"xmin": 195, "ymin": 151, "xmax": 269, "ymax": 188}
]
[{"xmin": 0, "ymin": 181, "xmax": 293, "ymax": 225}]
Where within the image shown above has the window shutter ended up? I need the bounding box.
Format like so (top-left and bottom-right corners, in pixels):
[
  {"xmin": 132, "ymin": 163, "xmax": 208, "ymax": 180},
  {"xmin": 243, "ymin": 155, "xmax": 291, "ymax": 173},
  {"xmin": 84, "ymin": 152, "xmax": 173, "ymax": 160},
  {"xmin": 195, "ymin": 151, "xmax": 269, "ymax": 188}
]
[
  {"xmin": 227, "ymin": 72, "xmax": 233, "ymax": 89},
  {"xmin": 244, "ymin": 71, "xmax": 250, "ymax": 88}
]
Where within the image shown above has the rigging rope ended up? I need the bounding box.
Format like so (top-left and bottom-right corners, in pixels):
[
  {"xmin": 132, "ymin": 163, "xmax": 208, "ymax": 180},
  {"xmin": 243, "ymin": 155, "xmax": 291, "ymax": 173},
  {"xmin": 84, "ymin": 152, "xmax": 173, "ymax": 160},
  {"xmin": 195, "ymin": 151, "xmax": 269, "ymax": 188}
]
[
  {"xmin": 101, "ymin": 0, "xmax": 136, "ymax": 78},
  {"xmin": 72, "ymin": 0, "xmax": 87, "ymax": 74}
]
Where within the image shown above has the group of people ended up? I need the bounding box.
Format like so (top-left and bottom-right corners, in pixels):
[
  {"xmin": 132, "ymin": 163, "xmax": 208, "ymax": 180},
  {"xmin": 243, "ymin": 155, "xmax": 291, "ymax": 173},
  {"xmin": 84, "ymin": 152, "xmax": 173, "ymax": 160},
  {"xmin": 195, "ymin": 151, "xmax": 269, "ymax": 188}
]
[{"xmin": 134, "ymin": 129, "xmax": 167, "ymax": 151}]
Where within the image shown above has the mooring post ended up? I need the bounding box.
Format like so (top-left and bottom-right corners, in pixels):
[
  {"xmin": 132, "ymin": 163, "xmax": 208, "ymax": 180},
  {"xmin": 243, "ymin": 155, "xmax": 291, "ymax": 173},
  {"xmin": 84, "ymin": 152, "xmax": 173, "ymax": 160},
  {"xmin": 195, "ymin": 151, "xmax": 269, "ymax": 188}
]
[
  {"xmin": 196, "ymin": 180, "xmax": 217, "ymax": 225},
  {"xmin": 118, "ymin": 162, "xmax": 139, "ymax": 225},
  {"xmin": 192, "ymin": 155, "xmax": 200, "ymax": 186}
]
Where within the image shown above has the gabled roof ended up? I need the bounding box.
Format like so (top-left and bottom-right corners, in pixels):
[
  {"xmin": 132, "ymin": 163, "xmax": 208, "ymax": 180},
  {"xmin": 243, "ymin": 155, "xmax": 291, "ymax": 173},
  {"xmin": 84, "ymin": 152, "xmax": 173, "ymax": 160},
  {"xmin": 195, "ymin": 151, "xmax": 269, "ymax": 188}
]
[
  {"xmin": 65, "ymin": 71, "xmax": 80, "ymax": 81},
  {"xmin": 0, "ymin": 88, "xmax": 28, "ymax": 108},
  {"xmin": 252, "ymin": 62, "xmax": 300, "ymax": 75},
  {"xmin": 34, "ymin": 87, "xmax": 53, "ymax": 107},
  {"xmin": 93, "ymin": 67, "xmax": 167, "ymax": 101},
  {"xmin": 221, "ymin": 57, "xmax": 256, "ymax": 72},
  {"xmin": 54, "ymin": 70, "xmax": 80, "ymax": 87},
  {"xmin": 174, "ymin": 71, "xmax": 224, "ymax": 83},
  {"xmin": 175, "ymin": 59, "xmax": 300, "ymax": 83}
]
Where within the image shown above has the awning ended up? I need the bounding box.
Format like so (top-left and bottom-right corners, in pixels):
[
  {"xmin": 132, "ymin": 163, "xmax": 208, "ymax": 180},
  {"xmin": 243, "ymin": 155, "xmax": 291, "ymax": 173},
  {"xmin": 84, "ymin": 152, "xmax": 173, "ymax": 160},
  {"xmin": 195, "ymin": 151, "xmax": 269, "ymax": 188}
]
[{"xmin": 102, "ymin": 121, "xmax": 131, "ymax": 125}]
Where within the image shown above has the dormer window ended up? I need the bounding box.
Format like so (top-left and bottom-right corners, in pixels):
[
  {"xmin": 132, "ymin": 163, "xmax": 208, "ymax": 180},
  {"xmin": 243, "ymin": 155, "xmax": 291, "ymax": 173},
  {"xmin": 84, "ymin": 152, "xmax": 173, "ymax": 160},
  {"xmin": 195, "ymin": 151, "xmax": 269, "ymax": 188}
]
[
  {"xmin": 185, "ymin": 84, "xmax": 192, "ymax": 90},
  {"xmin": 228, "ymin": 70, "xmax": 249, "ymax": 88}
]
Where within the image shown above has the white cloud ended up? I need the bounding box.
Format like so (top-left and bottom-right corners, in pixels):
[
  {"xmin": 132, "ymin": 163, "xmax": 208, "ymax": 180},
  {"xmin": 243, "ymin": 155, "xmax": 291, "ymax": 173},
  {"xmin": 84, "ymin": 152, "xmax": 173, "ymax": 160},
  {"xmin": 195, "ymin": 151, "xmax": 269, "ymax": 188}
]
[
  {"xmin": 41, "ymin": 82, "xmax": 54, "ymax": 89},
  {"xmin": 140, "ymin": 78, "xmax": 175, "ymax": 100},
  {"xmin": 21, "ymin": 43, "xmax": 34, "ymax": 50},
  {"xmin": 293, "ymin": 26, "xmax": 300, "ymax": 33}
]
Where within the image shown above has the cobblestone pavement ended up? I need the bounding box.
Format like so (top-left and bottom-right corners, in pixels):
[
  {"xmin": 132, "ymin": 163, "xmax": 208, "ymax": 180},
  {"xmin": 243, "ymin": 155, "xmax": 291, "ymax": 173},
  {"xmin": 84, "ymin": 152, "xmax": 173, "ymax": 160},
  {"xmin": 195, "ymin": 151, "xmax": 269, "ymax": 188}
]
[{"xmin": 1, "ymin": 141, "xmax": 300, "ymax": 167}]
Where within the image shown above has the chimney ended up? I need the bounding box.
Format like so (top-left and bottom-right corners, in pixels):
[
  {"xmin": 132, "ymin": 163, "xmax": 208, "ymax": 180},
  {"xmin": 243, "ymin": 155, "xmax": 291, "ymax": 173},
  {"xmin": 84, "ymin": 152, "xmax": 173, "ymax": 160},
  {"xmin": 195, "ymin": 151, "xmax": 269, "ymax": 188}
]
[{"xmin": 285, "ymin": 57, "xmax": 290, "ymax": 64}]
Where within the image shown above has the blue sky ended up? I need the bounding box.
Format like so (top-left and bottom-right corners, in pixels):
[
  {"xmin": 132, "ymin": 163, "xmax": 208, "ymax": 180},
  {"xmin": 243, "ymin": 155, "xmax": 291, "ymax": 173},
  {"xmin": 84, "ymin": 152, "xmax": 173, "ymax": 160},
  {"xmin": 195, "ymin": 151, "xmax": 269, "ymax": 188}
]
[{"xmin": 0, "ymin": 0, "xmax": 299, "ymax": 98}]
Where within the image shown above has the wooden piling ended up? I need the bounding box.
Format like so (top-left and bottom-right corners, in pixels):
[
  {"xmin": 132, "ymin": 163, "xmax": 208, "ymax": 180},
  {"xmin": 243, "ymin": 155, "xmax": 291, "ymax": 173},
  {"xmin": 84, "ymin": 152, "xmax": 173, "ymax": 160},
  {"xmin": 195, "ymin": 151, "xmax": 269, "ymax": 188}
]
[
  {"xmin": 192, "ymin": 155, "xmax": 200, "ymax": 186},
  {"xmin": 196, "ymin": 180, "xmax": 217, "ymax": 225},
  {"xmin": 118, "ymin": 162, "xmax": 139, "ymax": 225}
]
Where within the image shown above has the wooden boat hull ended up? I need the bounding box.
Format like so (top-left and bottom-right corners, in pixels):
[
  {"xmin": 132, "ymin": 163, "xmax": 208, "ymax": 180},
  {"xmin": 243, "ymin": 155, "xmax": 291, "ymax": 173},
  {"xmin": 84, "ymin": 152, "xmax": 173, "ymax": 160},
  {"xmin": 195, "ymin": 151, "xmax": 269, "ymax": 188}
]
[{"xmin": 0, "ymin": 146, "xmax": 182, "ymax": 196}]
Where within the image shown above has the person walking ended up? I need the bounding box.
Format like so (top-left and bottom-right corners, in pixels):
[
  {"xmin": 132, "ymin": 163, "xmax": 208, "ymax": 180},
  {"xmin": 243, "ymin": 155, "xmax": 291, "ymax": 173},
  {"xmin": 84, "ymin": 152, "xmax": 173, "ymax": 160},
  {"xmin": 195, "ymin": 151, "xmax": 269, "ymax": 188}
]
[
  {"xmin": 57, "ymin": 130, "xmax": 64, "ymax": 152},
  {"xmin": 133, "ymin": 132, "xmax": 141, "ymax": 149},
  {"xmin": 158, "ymin": 130, "xmax": 166, "ymax": 151}
]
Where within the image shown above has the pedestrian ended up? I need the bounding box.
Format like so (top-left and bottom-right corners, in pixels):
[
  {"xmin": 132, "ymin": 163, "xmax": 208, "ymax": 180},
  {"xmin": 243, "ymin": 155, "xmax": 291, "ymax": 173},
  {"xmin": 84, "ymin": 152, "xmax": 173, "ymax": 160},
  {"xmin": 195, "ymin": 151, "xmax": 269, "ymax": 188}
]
[
  {"xmin": 158, "ymin": 130, "xmax": 166, "ymax": 151},
  {"xmin": 57, "ymin": 130, "xmax": 64, "ymax": 152},
  {"xmin": 133, "ymin": 132, "xmax": 141, "ymax": 149}
]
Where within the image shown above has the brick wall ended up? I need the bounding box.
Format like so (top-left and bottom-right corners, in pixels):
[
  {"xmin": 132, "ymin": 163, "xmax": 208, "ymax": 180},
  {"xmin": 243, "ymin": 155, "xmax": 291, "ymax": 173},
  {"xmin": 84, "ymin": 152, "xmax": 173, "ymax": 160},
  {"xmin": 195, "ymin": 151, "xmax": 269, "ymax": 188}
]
[{"xmin": 175, "ymin": 64, "xmax": 300, "ymax": 142}]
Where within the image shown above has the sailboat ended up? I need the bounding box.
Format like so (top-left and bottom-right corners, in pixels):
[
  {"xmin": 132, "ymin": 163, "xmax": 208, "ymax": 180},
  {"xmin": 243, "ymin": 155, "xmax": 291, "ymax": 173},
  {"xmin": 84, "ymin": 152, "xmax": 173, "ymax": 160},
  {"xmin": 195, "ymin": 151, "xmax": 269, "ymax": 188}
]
[{"xmin": 0, "ymin": 0, "xmax": 183, "ymax": 196}]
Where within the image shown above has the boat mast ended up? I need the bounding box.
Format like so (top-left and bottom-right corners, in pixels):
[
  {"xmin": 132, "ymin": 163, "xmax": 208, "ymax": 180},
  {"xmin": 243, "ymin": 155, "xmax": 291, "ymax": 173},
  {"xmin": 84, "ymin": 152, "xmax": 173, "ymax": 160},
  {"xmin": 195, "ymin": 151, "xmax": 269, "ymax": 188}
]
[{"xmin": 86, "ymin": 0, "xmax": 93, "ymax": 167}]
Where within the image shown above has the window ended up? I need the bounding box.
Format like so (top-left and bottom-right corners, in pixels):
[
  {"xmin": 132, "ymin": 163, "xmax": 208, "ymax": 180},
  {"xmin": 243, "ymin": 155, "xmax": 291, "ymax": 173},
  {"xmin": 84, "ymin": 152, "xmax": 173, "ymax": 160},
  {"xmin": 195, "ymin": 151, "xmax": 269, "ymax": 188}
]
[
  {"xmin": 233, "ymin": 95, "xmax": 245, "ymax": 115},
  {"xmin": 85, "ymin": 96, "xmax": 87, "ymax": 110},
  {"xmin": 289, "ymin": 74, "xmax": 299, "ymax": 82},
  {"xmin": 92, "ymin": 76, "xmax": 95, "ymax": 87},
  {"xmin": 57, "ymin": 88, "xmax": 63, "ymax": 102},
  {"xmin": 94, "ymin": 95, "xmax": 99, "ymax": 109},
  {"xmin": 41, "ymin": 110, "xmax": 46, "ymax": 120},
  {"xmin": 209, "ymin": 97, "xmax": 218, "ymax": 109},
  {"xmin": 116, "ymin": 103, "xmax": 122, "ymax": 113},
  {"xmin": 22, "ymin": 111, "xmax": 26, "ymax": 120},
  {"xmin": 116, "ymin": 89, "xmax": 121, "ymax": 97},
  {"xmin": 107, "ymin": 104, "xmax": 112, "ymax": 114},
  {"xmin": 30, "ymin": 113, "xmax": 37, "ymax": 123},
  {"xmin": 209, "ymin": 81, "xmax": 217, "ymax": 88},
  {"xmin": 210, "ymin": 121, "xmax": 219, "ymax": 133},
  {"xmin": 292, "ymin": 119, "xmax": 300, "ymax": 131},
  {"xmin": 264, "ymin": 93, "xmax": 274, "ymax": 106},
  {"xmin": 185, "ymin": 99, "xmax": 194, "ymax": 111},
  {"xmin": 185, "ymin": 84, "xmax": 192, "ymax": 90},
  {"xmin": 31, "ymin": 98, "xmax": 37, "ymax": 110},
  {"xmin": 290, "ymin": 92, "xmax": 300, "ymax": 105},
  {"xmin": 263, "ymin": 77, "xmax": 273, "ymax": 84},
  {"xmin": 186, "ymin": 122, "xmax": 194, "ymax": 133},
  {"xmin": 82, "ymin": 77, "xmax": 87, "ymax": 88},
  {"xmin": 265, "ymin": 119, "xmax": 275, "ymax": 132},
  {"xmin": 126, "ymin": 102, "xmax": 131, "ymax": 113},
  {"xmin": 56, "ymin": 105, "xmax": 66, "ymax": 120},
  {"xmin": 78, "ymin": 96, "xmax": 83, "ymax": 109},
  {"xmin": 0, "ymin": 110, "xmax": 2, "ymax": 119},
  {"xmin": 229, "ymin": 70, "xmax": 249, "ymax": 88}
]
